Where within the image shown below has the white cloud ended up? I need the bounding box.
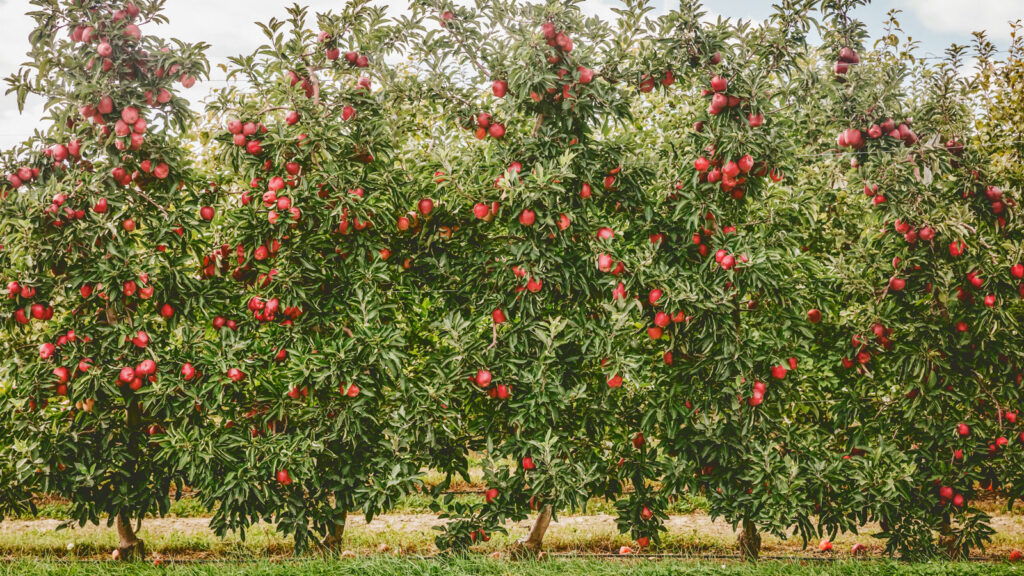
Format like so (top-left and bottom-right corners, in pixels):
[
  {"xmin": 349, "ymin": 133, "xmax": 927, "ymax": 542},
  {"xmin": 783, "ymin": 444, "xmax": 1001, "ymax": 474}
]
[{"xmin": 899, "ymin": 0, "xmax": 1021, "ymax": 41}]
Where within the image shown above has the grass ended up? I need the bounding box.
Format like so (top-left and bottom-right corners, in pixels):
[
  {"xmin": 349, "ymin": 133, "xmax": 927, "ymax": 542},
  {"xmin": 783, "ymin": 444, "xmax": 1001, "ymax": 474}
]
[
  {"xmin": 8, "ymin": 509, "xmax": 1023, "ymax": 561},
  {"xmin": 12, "ymin": 492, "xmax": 708, "ymax": 520},
  {"xmin": 1, "ymin": 557, "xmax": 1024, "ymax": 576}
]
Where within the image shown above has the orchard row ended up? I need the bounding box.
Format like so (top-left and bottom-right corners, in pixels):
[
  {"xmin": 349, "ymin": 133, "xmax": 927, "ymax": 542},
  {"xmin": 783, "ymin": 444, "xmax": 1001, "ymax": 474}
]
[{"xmin": 0, "ymin": 0, "xmax": 1022, "ymax": 562}]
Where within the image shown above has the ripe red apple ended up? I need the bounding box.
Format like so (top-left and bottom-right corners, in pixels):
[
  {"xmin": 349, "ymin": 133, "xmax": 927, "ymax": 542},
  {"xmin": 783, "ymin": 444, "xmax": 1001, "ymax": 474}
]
[
  {"xmin": 722, "ymin": 161, "xmax": 739, "ymax": 178},
  {"xmin": 607, "ymin": 374, "xmax": 622, "ymax": 388},
  {"xmin": 580, "ymin": 182, "xmax": 592, "ymax": 198},
  {"xmin": 710, "ymin": 92, "xmax": 727, "ymax": 112},
  {"xmin": 522, "ymin": 457, "xmax": 535, "ymax": 470},
  {"xmin": 488, "ymin": 123, "xmax": 505, "ymax": 138},
  {"xmin": 1012, "ymin": 263, "xmax": 1024, "ymax": 279},
  {"xmin": 957, "ymin": 422, "xmax": 970, "ymax": 436},
  {"xmin": 475, "ymin": 369, "xmax": 492, "ymax": 387},
  {"xmin": 277, "ymin": 469, "xmax": 292, "ymax": 485},
  {"xmin": 40, "ymin": 342, "xmax": 55, "ymax": 359},
  {"xmin": 632, "ymin": 432, "xmax": 645, "ymax": 449},
  {"xmin": 554, "ymin": 31, "xmax": 572, "ymax": 52},
  {"xmin": 770, "ymin": 365, "xmax": 787, "ymax": 380},
  {"xmin": 518, "ymin": 209, "xmax": 536, "ymax": 226},
  {"xmin": 889, "ymin": 277, "xmax": 905, "ymax": 291},
  {"xmin": 136, "ymin": 359, "xmax": 156, "ymax": 376},
  {"xmin": 119, "ymin": 366, "xmax": 136, "ymax": 383},
  {"xmin": 492, "ymin": 79, "xmax": 507, "ymax": 98},
  {"xmin": 649, "ymin": 288, "xmax": 663, "ymax": 305},
  {"xmin": 710, "ymin": 75, "xmax": 727, "ymax": 92},
  {"xmin": 654, "ymin": 312, "xmax": 670, "ymax": 328},
  {"xmin": 807, "ymin": 309, "xmax": 821, "ymax": 323},
  {"xmin": 418, "ymin": 198, "xmax": 434, "ymax": 216},
  {"xmin": 492, "ymin": 308, "xmax": 506, "ymax": 324},
  {"xmin": 485, "ymin": 488, "xmax": 499, "ymax": 503}
]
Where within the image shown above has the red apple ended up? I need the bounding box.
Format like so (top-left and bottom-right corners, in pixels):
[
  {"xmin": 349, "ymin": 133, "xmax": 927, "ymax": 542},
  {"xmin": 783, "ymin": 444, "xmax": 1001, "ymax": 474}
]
[
  {"xmin": 418, "ymin": 198, "xmax": 434, "ymax": 216},
  {"xmin": 518, "ymin": 209, "xmax": 536, "ymax": 226}
]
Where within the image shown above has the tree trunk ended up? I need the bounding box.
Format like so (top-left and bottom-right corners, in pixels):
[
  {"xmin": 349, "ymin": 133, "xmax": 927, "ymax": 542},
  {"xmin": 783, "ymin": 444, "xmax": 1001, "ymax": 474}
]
[
  {"xmin": 939, "ymin": 512, "xmax": 961, "ymax": 560},
  {"xmin": 737, "ymin": 518, "xmax": 760, "ymax": 561},
  {"xmin": 320, "ymin": 509, "xmax": 348, "ymax": 550},
  {"xmin": 115, "ymin": 513, "xmax": 145, "ymax": 560},
  {"xmin": 511, "ymin": 505, "xmax": 553, "ymax": 556}
]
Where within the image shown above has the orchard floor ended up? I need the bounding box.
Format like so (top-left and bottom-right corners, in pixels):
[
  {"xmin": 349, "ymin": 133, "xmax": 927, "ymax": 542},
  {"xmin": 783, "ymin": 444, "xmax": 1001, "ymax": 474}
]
[
  {"xmin": 3, "ymin": 558, "xmax": 1024, "ymax": 576},
  {"xmin": 5, "ymin": 511, "xmax": 1024, "ymax": 562}
]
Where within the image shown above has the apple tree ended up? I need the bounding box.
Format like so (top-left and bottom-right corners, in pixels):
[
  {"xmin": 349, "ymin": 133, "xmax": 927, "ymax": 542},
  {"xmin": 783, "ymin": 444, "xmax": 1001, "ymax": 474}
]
[
  {"xmin": 0, "ymin": 0, "xmax": 209, "ymax": 560},
  {"xmin": 812, "ymin": 4, "xmax": 1024, "ymax": 559},
  {"xmin": 629, "ymin": 0, "xmax": 859, "ymax": 559},
  {"xmin": 161, "ymin": 3, "xmax": 436, "ymax": 552},
  {"xmin": 405, "ymin": 0, "xmax": 668, "ymax": 553}
]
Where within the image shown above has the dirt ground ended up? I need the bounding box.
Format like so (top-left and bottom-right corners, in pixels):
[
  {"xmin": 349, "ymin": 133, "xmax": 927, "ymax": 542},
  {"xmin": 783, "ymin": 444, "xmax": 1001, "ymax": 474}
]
[{"xmin": 5, "ymin": 511, "xmax": 1024, "ymax": 561}]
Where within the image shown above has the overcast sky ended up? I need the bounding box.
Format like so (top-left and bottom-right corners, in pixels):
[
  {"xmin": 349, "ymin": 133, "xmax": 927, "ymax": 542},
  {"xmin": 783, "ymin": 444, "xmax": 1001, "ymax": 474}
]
[{"xmin": 0, "ymin": 0, "xmax": 1020, "ymax": 149}]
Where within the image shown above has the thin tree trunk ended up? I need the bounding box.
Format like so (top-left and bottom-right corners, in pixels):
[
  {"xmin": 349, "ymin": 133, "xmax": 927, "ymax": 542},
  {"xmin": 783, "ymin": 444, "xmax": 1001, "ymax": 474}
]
[
  {"xmin": 737, "ymin": 518, "xmax": 760, "ymax": 561},
  {"xmin": 115, "ymin": 513, "xmax": 145, "ymax": 560},
  {"xmin": 512, "ymin": 505, "xmax": 553, "ymax": 555},
  {"xmin": 116, "ymin": 398, "xmax": 145, "ymax": 561},
  {"xmin": 320, "ymin": 509, "xmax": 348, "ymax": 550},
  {"xmin": 939, "ymin": 512, "xmax": 961, "ymax": 560}
]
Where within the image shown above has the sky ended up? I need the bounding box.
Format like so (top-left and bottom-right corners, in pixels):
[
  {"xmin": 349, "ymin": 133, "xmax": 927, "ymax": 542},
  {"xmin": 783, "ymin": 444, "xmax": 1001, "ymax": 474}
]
[{"xmin": 0, "ymin": 0, "xmax": 1020, "ymax": 149}]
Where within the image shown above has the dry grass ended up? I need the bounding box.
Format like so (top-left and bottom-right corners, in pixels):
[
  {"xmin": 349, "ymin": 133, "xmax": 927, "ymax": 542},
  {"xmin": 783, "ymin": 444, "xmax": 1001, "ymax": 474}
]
[{"xmin": 4, "ymin": 510, "xmax": 1024, "ymax": 562}]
